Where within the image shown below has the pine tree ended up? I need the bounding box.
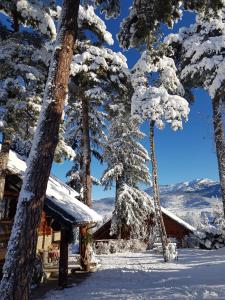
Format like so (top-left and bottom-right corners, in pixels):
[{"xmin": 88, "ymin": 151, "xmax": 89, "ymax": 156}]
[
  {"xmin": 0, "ymin": 0, "xmax": 80, "ymax": 297},
  {"xmin": 113, "ymin": 1, "xmax": 220, "ymax": 249},
  {"xmin": 101, "ymin": 102, "xmax": 154, "ymax": 240},
  {"xmin": 0, "ymin": 2, "xmax": 75, "ymax": 218},
  {"xmin": 64, "ymin": 4, "xmax": 129, "ymax": 270},
  {"xmin": 95, "ymin": 0, "xmax": 120, "ymax": 17},
  {"xmin": 131, "ymin": 48, "xmax": 189, "ymax": 261},
  {"xmin": 0, "ymin": 6, "xmax": 53, "ymax": 217},
  {"xmin": 0, "ymin": 0, "xmax": 58, "ymax": 39},
  {"xmin": 117, "ymin": 0, "xmax": 224, "ymax": 49},
  {"xmin": 165, "ymin": 7, "xmax": 225, "ymax": 217}
]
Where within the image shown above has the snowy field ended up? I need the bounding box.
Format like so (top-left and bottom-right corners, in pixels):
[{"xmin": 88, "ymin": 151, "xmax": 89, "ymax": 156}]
[{"xmin": 42, "ymin": 248, "xmax": 225, "ymax": 300}]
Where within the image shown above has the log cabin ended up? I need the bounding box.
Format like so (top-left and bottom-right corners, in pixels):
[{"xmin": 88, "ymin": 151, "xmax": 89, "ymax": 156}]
[
  {"xmin": 0, "ymin": 149, "xmax": 102, "ymax": 286},
  {"xmin": 93, "ymin": 207, "xmax": 195, "ymax": 247}
]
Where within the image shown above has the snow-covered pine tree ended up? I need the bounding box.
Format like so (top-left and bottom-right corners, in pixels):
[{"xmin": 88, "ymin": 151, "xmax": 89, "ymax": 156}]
[
  {"xmin": 117, "ymin": 0, "xmax": 224, "ymax": 49},
  {"xmin": 101, "ymin": 107, "xmax": 154, "ymax": 240},
  {"xmin": 0, "ymin": 0, "xmax": 80, "ymax": 297},
  {"xmin": 0, "ymin": 0, "xmax": 58, "ymax": 39},
  {"xmin": 84, "ymin": 0, "xmax": 120, "ymax": 18},
  {"xmin": 131, "ymin": 48, "xmax": 189, "ymax": 261},
  {"xmin": 64, "ymin": 4, "xmax": 129, "ymax": 270},
  {"xmin": 0, "ymin": 3, "xmax": 55, "ymax": 217},
  {"xmin": 0, "ymin": 27, "xmax": 75, "ymax": 159},
  {"xmin": 0, "ymin": 2, "xmax": 75, "ymax": 218},
  {"xmin": 93, "ymin": 0, "xmax": 120, "ymax": 17},
  {"xmin": 65, "ymin": 90, "xmax": 107, "ymax": 195},
  {"xmin": 165, "ymin": 7, "xmax": 225, "ymax": 217},
  {"xmin": 67, "ymin": 34, "xmax": 129, "ymax": 203}
]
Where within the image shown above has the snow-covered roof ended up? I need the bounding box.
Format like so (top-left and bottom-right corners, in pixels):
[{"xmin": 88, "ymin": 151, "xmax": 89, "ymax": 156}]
[
  {"xmin": 161, "ymin": 207, "xmax": 196, "ymax": 232},
  {"xmin": 7, "ymin": 150, "xmax": 102, "ymax": 226}
]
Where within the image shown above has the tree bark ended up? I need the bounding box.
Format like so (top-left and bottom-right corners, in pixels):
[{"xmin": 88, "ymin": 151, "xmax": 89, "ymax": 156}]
[
  {"xmin": 115, "ymin": 178, "xmax": 123, "ymax": 239},
  {"xmin": 81, "ymin": 96, "xmax": 92, "ymax": 208},
  {"xmin": 80, "ymin": 95, "xmax": 92, "ymax": 272},
  {"xmin": 0, "ymin": 133, "xmax": 11, "ymax": 220},
  {"xmin": 0, "ymin": 1, "xmax": 80, "ymax": 299},
  {"xmin": 79, "ymin": 225, "xmax": 90, "ymax": 272},
  {"xmin": 212, "ymin": 94, "xmax": 225, "ymax": 217},
  {"xmin": 149, "ymin": 121, "xmax": 169, "ymax": 262}
]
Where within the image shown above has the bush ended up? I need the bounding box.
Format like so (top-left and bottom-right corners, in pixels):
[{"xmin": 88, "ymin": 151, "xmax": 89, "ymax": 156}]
[
  {"xmin": 95, "ymin": 239, "xmax": 147, "ymax": 255},
  {"xmin": 187, "ymin": 211, "xmax": 225, "ymax": 250}
]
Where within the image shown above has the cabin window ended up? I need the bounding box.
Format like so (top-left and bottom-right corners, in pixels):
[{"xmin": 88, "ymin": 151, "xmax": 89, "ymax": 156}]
[{"xmin": 52, "ymin": 231, "xmax": 60, "ymax": 243}]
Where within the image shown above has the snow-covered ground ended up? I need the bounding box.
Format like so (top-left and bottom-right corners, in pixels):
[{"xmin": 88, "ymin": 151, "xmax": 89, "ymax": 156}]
[{"xmin": 42, "ymin": 247, "xmax": 225, "ymax": 300}]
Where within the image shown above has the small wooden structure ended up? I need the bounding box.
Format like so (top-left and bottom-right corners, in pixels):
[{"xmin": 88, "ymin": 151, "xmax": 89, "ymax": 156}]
[
  {"xmin": 93, "ymin": 208, "xmax": 195, "ymax": 247},
  {"xmin": 0, "ymin": 150, "xmax": 102, "ymax": 286}
]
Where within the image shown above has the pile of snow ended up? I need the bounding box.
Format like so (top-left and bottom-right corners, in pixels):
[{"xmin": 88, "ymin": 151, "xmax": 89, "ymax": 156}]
[
  {"xmin": 165, "ymin": 243, "xmax": 178, "ymax": 261},
  {"xmin": 152, "ymin": 242, "xmax": 178, "ymax": 261}
]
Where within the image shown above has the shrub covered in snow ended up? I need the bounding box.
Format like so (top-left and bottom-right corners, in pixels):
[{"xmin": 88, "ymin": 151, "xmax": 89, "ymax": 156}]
[
  {"xmin": 165, "ymin": 243, "xmax": 178, "ymax": 261},
  {"xmin": 187, "ymin": 211, "xmax": 225, "ymax": 250},
  {"xmin": 95, "ymin": 239, "xmax": 147, "ymax": 255}
]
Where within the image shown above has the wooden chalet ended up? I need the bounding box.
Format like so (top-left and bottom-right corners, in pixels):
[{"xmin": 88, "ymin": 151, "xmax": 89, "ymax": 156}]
[
  {"xmin": 0, "ymin": 150, "xmax": 102, "ymax": 286},
  {"xmin": 93, "ymin": 207, "xmax": 195, "ymax": 247}
]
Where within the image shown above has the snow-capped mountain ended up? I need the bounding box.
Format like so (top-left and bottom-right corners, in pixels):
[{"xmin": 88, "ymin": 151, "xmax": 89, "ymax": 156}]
[
  {"xmin": 146, "ymin": 179, "xmax": 220, "ymax": 196},
  {"xmin": 93, "ymin": 179, "xmax": 222, "ymax": 227}
]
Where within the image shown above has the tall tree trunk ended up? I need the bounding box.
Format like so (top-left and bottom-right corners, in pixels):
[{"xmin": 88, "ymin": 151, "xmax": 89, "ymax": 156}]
[
  {"xmin": 80, "ymin": 95, "xmax": 92, "ymax": 272},
  {"xmin": 0, "ymin": 1, "xmax": 80, "ymax": 299},
  {"xmin": 149, "ymin": 121, "xmax": 169, "ymax": 262},
  {"xmin": 0, "ymin": 133, "xmax": 11, "ymax": 220},
  {"xmin": 81, "ymin": 96, "xmax": 92, "ymax": 208},
  {"xmin": 114, "ymin": 177, "xmax": 123, "ymax": 239},
  {"xmin": 212, "ymin": 94, "xmax": 225, "ymax": 217}
]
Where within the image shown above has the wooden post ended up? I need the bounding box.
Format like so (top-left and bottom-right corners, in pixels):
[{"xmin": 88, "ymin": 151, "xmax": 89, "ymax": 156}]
[
  {"xmin": 58, "ymin": 227, "xmax": 69, "ymax": 288},
  {"xmin": 41, "ymin": 213, "xmax": 46, "ymax": 250},
  {"xmin": 79, "ymin": 225, "xmax": 90, "ymax": 272}
]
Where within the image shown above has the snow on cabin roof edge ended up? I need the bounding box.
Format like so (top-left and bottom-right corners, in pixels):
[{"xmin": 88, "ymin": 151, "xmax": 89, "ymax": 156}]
[
  {"xmin": 6, "ymin": 149, "xmax": 102, "ymax": 225},
  {"xmin": 161, "ymin": 206, "xmax": 196, "ymax": 232}
]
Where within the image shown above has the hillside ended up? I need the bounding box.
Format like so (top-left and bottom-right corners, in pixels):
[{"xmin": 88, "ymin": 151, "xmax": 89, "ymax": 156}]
[{"xmin": 93, "ymin": 179, "xmax": 222, "ymax": 227}]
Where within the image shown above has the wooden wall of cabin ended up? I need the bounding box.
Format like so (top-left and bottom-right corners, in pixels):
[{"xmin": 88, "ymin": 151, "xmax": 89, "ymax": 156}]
[
  {"xmin": 0, "ymin": 175, "xmax": 20, "ymax": 264},
  {"xmin": 93, "ymin": 215, "xmax": 191, "ymax": 245},
  {"xmin": 0, "ymin": 174, "xmax": 61, "ymax": 262},
  {"xmin": 37, "ymin": 212, "xmax": 61, "ymax": 252},
  {"xmin": 162, "ymin": 213, "xmax": 190, "ymax": 241}
]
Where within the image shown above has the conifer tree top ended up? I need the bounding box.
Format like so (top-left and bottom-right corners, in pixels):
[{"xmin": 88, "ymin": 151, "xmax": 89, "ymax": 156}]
[{"xmin": 117, "ymin": 0, "xmax": 224, "ymax": 49}]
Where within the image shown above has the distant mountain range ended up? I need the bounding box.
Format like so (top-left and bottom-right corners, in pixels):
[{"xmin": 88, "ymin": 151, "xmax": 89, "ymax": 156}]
[{"xmin": 93, "ymin": 179, "xmax": 222, "ymax": 227}]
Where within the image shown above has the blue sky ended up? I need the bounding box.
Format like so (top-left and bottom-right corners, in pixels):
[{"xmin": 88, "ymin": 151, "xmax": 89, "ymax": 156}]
[
  {"xmin": 0, "ymin": 3, "xmax": 219, "ymax": 200},
  {"xmin": 52, "ymin": 3, "xmax": 219, "ymax": 200}
]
